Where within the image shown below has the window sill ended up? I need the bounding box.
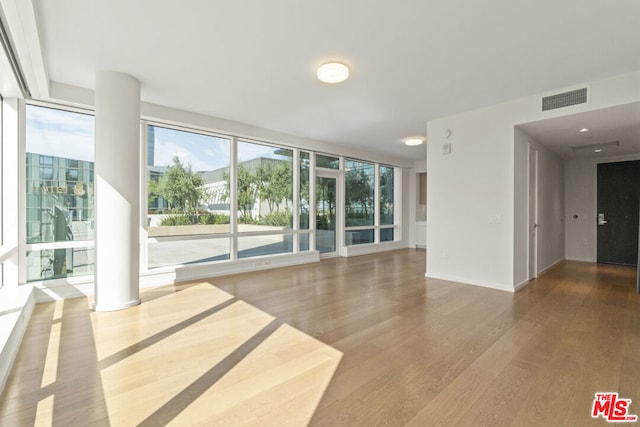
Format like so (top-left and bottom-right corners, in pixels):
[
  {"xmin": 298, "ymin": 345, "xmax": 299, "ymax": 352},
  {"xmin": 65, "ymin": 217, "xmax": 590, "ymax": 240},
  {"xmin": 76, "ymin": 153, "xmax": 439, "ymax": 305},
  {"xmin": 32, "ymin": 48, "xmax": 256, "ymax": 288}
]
[{"xmin": 0, "ymin": 284, "xmax": 35, "ymax": 393}]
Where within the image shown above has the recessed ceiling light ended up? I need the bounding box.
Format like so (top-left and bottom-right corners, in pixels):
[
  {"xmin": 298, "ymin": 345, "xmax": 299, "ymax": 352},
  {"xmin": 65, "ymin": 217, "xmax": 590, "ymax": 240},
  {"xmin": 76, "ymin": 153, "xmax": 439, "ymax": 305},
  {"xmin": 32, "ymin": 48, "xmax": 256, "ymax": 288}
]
[
  {"xmin": 317, "ymin": 62, "xmax": 349, "ymax": 83},
  {"xmin": 579, "ymin": 128, "xmax": 589, "ymax": 133},
  {"xmin": 594, "ymin": 149, "xmax": 603, "ymax": 153},
  {"xmin": 404, "ymin": 138, "xmax": 424, "ymax": 146}
]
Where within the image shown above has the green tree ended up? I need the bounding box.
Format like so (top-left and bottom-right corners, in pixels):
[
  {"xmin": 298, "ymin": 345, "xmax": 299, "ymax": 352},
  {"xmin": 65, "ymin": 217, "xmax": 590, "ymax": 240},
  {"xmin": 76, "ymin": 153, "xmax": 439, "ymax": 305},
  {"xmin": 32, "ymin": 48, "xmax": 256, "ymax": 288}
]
[
  {"xmin": 299, "ymin": 156, "xmax": 310, "ymax": 228},
  {"xmin": 148, "ymin": 179, "xmax": 160, "ymax": 205},
  {"xmin": 157, "ymin": 156, "xmax": 205, "ymax": 221},
  {"xmin": 345, "ymin": 167, "xmax": 374, "ymax": 226},
  {"xmin": 223, "ymin": 164, "xmax": 258, "ymax": 223},
  {"xmin": 379, "ymin": 166, "xmax": 394, "ymax": 224},
  {"xmin": 257, "ymin": 160, "xmax": 292, "ymax": 214}
]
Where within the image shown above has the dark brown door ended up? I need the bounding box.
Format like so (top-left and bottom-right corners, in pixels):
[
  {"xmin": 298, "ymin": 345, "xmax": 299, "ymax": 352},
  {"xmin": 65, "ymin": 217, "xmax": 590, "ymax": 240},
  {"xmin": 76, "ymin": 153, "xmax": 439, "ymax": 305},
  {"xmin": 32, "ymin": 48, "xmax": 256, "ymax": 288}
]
[{"xmin": 597, "ymin": 160, "xmax": 640, "ymax": 266}]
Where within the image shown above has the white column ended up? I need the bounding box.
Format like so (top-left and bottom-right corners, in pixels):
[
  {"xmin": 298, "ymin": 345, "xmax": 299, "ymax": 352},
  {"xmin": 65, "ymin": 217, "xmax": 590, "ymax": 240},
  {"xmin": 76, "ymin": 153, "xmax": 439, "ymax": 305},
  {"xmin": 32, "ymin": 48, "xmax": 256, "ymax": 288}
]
[{"xmin": 94, "ymin": 71, "xmax": 141, "ymax": 311}]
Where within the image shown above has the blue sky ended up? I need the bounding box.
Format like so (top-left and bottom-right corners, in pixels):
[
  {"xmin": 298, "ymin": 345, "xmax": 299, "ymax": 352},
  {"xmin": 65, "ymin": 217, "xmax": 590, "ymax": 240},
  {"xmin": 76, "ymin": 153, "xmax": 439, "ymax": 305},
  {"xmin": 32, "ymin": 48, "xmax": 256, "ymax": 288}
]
[
  {"xmin": 26, "ymin": 104, "xmax": 95, "ymax": 162},
  {"xmin": 26, "ymin": 105, "xmax": 289, "ymax": 171},
  {"xmin": 151, "ymin": 125, "xmax": 230, "ymax": 171}
]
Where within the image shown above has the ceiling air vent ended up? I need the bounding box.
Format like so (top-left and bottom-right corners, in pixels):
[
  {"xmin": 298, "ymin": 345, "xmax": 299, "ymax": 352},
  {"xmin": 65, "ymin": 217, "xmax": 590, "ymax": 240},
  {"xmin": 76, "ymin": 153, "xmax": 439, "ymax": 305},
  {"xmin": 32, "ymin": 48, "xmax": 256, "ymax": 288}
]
[{"xmin": 542, "ymin": 87, "xmax": 588, "ymax": 111}]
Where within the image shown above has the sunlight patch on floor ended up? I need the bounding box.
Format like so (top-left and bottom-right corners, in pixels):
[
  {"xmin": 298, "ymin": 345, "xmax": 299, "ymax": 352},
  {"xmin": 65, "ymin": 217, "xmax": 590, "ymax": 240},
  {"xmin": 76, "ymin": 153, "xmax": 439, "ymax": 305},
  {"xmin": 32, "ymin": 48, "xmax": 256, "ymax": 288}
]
[
  {"xmin": 170, "ymin": 323, "xmax": 342, "ymax": 427},
  {"xmin": 82, "ymin": 282, "xmax": 342, "ymax": 426}
]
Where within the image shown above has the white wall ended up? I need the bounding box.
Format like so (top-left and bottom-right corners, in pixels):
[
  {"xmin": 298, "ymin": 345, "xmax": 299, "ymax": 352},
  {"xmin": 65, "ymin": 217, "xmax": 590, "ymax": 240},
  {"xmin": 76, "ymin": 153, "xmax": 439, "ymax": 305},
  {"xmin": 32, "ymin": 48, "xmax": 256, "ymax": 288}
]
[
  {"xmin": 427, "ymin": 106, "xmax": 516, "ymax": 291},
  {"xmin": 514, "ymin": 127, "xmax": 565, "ymax": 286},
  {"xmin": 565, "ymin": 153, "xmax": 640, "ymax": 262},
  {"xmin": 513, "ymin": 128, "xmax": 529, "ymax": 286},
  {"xmin": 531, "ymin": 137, "xmax": 565, "ymax": 275},
  {"xmin": 427, "ymin": 71, "xmax": 640, "ymax": 292}
]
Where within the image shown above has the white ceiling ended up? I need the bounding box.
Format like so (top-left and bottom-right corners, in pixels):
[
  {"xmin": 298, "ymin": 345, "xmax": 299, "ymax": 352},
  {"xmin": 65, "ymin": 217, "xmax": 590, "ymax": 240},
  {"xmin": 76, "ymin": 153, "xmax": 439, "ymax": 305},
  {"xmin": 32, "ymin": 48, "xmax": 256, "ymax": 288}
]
[
  {"xmin": 518, "ymin": 103, "xmax": 640, "ymax": 160},
  {"xmin": 31, "ymin": 0, "xmax": 640, "ymax": 161}
]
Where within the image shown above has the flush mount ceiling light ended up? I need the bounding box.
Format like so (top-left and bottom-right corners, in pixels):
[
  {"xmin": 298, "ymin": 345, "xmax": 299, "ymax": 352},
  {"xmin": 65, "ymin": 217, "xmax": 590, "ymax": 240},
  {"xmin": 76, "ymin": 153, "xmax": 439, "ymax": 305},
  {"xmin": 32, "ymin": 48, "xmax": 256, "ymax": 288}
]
[
  {"xmin": 594, "ymin": 149, "xmax": 603, "ymax": 153},
  {"xmin": 579, "ymin": 128, "xmax": 590, "ymax": 133},
  {"xmin": 404, "ymin": 138, "xmax": 424, "ymax": 146},
  {"xmin": 317, "ymin": 62, "xmax": 349, "ymax": 83}
]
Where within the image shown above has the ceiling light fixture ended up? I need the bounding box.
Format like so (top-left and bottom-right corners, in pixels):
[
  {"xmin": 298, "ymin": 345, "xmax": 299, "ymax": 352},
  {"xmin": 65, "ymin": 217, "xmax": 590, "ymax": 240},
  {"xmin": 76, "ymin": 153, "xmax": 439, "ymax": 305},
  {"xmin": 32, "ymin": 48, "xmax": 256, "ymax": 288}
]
[
  {"xmin": 594, "ymin": 149, "xmax": 603, "ymax": 153},
  {"xmin": 579, "ymin": 128, "xmax": 589, "ymax": 133},
  {"xmin": 404, "ymin": 138, "xmax": 424, "ymax": 146},
  {"xmin": 317, "ymin": 62, "xmax": 349, "ymax": 83}
]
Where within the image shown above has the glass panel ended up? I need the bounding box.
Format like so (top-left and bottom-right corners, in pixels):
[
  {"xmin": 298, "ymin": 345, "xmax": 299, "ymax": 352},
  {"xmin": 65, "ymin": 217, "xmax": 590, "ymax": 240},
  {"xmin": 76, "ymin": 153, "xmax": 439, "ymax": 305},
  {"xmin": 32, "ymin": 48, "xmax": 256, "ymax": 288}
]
[
  {"xmin": 300, "ymin": 152, "xmax": 310, "ymax": 229},
  {"xmin": 345, "ymin": 159, "xmax": 374, "ymax": 227},
  {"xmin": 345, "ymin": 229, "xmax": 374, "ymax": 245},
  {"xmin": 238, "ymin": 235, "xmax": 293, "ymax": 258},
  {"xmin": 146, "ymin": 125, "xmax": 231, "ymax": 268},
  {"xmin": 316, "ymin": 176, "xmax": 336, "ymax": 253},
  {"xmin": 237, "ymin": 141, "xmax": 293, "ymax": 232},
  {"xmin": 380, "ymin": 228, "xmax": 394, "ymax": 242},
  {"xmin": 26, "ymin": 106, "xmax": 95, "ymax": 244},
  {"xmin": 147, "ymin": 237, "xmax": 230, "ymax": 268},
  {"xmin": 26, "ymin": 247, "xmax": 94, "ymax": 281},
  {"xmin": 299, "ymin": 232, "xmax": 310, "ymax": 252},
  {"xmin": 316, "ymin": 154, "xmax": 339, "ymax": 169},
  {"xmin": 147, "ymin": 125, "xmax": 231, "ymax": 233},
  {"xmin": 379, "ymin": 165, "xmax": 394, "ymax": 225}
]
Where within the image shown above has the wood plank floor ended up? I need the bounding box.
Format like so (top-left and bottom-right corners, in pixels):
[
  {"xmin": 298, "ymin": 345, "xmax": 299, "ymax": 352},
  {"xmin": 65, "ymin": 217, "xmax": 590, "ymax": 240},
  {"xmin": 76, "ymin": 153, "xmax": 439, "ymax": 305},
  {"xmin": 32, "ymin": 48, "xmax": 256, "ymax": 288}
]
[{"xmin": 1, "ymin": 249, "xmax": 639, "ymax": 426}]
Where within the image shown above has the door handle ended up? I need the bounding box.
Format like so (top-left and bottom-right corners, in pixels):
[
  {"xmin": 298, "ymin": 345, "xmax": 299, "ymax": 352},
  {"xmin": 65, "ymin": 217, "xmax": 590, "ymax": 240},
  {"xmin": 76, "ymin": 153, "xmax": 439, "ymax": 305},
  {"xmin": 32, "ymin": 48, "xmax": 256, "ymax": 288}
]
[{"xmin": 598, "ymin": 213, "xmax": 607, "ymax": 225}]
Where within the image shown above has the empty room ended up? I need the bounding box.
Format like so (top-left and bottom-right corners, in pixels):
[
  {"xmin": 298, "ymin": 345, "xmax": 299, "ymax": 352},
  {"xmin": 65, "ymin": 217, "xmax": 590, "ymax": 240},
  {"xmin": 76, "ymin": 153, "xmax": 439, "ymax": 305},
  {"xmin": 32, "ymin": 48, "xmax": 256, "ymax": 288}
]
[{"xmin": 0, "ymin": 1, "xmax": 639, "ymax": 426}]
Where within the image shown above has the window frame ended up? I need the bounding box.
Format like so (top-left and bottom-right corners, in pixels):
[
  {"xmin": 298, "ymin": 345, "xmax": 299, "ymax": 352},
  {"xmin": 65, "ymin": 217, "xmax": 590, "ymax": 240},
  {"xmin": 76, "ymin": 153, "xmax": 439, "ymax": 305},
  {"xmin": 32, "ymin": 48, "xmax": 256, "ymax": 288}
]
[
  {"xmin": 343, "ymin": 158, "xmax": 400, "ymax": 246},
  {"xmin": 141, "ymin": 121, "xmax": 318, "ymax": 270},
  {"xmin": 23, "ymin": 101, "xmax": 96, "ymax": 283}
]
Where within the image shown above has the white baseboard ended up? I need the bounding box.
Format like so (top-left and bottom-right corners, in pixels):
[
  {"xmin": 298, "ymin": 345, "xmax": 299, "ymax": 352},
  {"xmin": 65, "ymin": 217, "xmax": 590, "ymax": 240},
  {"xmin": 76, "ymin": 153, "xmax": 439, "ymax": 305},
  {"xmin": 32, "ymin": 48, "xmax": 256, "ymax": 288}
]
[
  {"xmin": 0, "ymin": 285, "xmax": 35, "ymax": 394},
  {"xmin": 424, "ymin": 272, "xmax": 514, "ymax": 293},
  {"xmin": 140, "ymin": 250, "xmax": 320, "ymax": 288},
  {"xmin": 34, "ymin": 251, "xmax": 321, "ymax": 303},
  {"xmin": 514, "ymin": 279, "xmax": 530, "ymax": 292},
  {"xmin": 341, "ymin": 241, "xmax": 408, "ymax": 257},
  {"xmin": 537, "ymin": 258, "xmax": 564, "ymax": 276},
  {"xmin": 564, "ymin": 257, "xmax": 595, "ymax": 264}
]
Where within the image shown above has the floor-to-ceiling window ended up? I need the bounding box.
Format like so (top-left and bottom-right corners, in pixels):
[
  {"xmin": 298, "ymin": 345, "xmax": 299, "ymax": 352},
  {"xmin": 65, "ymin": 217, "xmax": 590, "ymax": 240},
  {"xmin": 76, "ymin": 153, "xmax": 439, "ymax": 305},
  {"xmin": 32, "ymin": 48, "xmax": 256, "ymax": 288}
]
[
  {"xmin": 299, "ymin": 152, "xmax": 311, "ymax": 251},
  {"xmin": 146, "ymin": 124, "xmax": 231, "ymax": 267},
  {"xmin": 343, "ymin": 159, "xmax": 398, "ymax": 246},
  {"xmin": 345, "ymin": 159, "xmax": 375, "ymax": 245},
  {"xmin": 145, "ymin": 123, "xmax": 321, "ymax": 268},
  {"xmin": 25, "ymin": 104, "xmax": 95, "ymax": 281},
  {"xmin": 236, "ymin": 140, "xmax": 294, "ymax": 258},
  {"xmin": 379, "ymin": 164, "xmax": 395, "ymax": 242},
  {"xmin": 23, "ymin": 111, "xmax": 401, "ymax": 280}
]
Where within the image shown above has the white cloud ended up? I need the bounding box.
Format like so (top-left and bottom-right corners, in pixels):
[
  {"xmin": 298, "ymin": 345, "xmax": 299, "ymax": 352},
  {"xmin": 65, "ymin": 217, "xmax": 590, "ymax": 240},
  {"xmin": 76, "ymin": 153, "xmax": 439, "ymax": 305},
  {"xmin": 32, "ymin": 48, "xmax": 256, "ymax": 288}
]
[
  {"xmin": 151, "ymin": 126, "xmax": 230, "ymax": 171},
  {"xmin": 26, "ymin": 105, "xmax": 94, "ymax": 162}
]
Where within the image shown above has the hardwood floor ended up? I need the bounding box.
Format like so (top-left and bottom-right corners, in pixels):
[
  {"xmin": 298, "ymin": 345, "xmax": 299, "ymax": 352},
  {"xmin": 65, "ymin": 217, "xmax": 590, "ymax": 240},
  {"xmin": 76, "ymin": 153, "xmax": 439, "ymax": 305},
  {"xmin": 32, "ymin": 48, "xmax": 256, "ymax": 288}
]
[{"xmin": 1, "ymin": 249, "xmax": 639, "ymax": 426}]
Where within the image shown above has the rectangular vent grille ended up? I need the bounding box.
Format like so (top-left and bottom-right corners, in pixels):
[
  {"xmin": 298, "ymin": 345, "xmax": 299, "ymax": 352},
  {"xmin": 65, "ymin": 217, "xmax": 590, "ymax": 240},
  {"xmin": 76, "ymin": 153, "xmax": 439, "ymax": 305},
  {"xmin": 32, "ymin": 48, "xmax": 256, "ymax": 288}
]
[{"xmin": 542, "ymin": 87, "xmax": 588, "ymax": 111}]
